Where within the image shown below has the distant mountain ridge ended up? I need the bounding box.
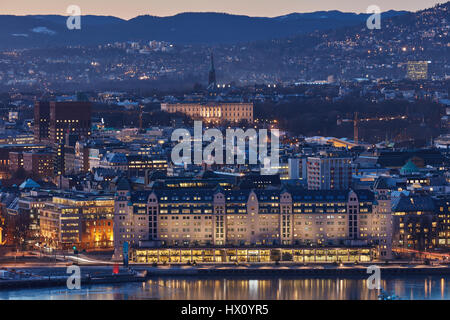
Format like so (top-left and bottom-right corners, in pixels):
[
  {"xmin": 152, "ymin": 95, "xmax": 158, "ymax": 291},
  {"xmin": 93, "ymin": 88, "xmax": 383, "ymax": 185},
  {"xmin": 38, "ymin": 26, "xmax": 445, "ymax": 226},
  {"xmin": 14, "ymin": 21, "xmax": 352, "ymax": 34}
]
[{"xmin": 0, "ymin": 10, "xmax": 408, "ymax": 49}]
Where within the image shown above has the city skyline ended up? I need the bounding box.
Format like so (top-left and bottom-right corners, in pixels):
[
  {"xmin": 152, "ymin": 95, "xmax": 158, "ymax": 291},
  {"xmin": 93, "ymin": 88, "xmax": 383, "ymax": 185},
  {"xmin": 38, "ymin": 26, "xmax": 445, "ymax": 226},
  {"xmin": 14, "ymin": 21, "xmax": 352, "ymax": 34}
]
[
  {"xmin": 1, "ymin": 0, "xmax": 447, "ymax": 19},
  {"xmin": 0, "ymin": 0, "xmax": 449, "ymax": 304}
]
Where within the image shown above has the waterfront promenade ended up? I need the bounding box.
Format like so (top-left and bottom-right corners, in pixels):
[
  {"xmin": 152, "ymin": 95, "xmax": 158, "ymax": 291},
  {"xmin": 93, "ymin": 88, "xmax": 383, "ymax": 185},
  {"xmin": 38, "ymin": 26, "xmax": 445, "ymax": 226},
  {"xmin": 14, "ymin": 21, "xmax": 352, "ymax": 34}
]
[
  {"xmin": 2, "ymin": 250, "xmax": 450, "ymax": 291},
  {"xmin": 2, "ymin": 263, "xmax": 450, "ymax": 285}
]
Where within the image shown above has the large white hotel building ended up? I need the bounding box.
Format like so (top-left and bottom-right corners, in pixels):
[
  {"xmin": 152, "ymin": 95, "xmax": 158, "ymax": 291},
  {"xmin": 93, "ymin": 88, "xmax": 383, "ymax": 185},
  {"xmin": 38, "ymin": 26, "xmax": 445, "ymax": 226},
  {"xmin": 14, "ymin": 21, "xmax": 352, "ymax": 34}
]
[{"xmin": 113, "ymin": 178, "xmax": 392, "ymax": 263}]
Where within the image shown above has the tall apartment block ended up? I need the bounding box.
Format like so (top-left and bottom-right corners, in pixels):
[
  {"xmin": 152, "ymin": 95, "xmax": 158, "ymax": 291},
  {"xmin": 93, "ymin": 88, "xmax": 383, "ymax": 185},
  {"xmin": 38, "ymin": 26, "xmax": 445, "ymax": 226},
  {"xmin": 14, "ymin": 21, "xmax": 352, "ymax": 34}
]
[{"xmin": 307, "ymin": 154, "xmax": 353, "ymax": 190}]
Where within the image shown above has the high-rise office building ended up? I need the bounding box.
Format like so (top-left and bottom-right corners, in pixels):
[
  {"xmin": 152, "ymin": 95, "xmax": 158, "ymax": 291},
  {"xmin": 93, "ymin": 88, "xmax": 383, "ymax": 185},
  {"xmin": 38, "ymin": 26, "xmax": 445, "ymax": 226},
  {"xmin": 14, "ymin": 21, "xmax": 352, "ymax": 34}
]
[
  {"xmin": 34, "ymin": 101, "xmax": 50, "ymax": 143},
  {"xmin": 34, "ymin": 101, "xmax": 92, "ymax": 145}
]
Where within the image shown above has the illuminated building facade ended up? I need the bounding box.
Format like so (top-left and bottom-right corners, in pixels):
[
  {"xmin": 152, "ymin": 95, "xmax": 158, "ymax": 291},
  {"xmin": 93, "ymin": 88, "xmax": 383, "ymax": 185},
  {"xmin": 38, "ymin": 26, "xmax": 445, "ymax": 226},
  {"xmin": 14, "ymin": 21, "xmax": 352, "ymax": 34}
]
[
  {"xmin": 307, "ymin": 154, "xmax": 353, "ymax": 190},
  {"xmin": 34, "ymin": 101, "xmax": 92, "ymax": 145},
  {"xmin": 0, "ymin": 133, "xmax": 34, "ymax": 145},
  {"xmin": 9, "ymin": 152, "xmax": 24, "ymax": 173},
  {"xmin": 0, "ymin": 144, "xmax": 46, "ymax": 179},
  {"xmin": 127, "ymin": 155, "xmax": 168, "ymax": 174},
  {"xmin": 437, "ymin": 199, "xmax": 450, "ymax": 248},
  {"xmin": 392, "ymin": 195, "xmax": 437, "ymax": 251},
  {"xmin": 39, "ymin": 194, "xmax": 114, "ymax": 250},
  {"xmin": 74, "ymin": 141, "xmax": 90, "ymax": 173},
  {"xmin": 34, "ymin": 101, "xmax": 51, "ymax": 144},
  {"xmin": 161, "ymin": 102, "xmax": 253, "ymax": 123},
  {"xmin": 132, "ymin": 247, "xmax": 375, "ymax": 264},
  {"xmin": 23, "ymin": 150, "xmax": 54, "ymax": 179},
  {"xmin": 406, "ymin": 61, "xmax": 428, "ymax": 80},
  {"xmin": 114, "ymin": 184, "xmax": 392, "ymax": 261},
  {"xmin": 98, "ymin": 153, "xmax": 168, "ymax": 173},
  {"xmin": 17, "ymin": 191, "xmax": 51, "ymax": 245}
]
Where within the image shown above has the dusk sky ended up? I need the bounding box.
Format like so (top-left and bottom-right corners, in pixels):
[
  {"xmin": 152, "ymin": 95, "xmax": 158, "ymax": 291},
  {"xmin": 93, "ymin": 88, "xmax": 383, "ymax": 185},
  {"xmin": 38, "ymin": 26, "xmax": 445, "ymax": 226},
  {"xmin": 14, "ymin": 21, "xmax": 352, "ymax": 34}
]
[{"xmin": 1, "ymin": 0, "xmax": 447, "ymax": 19}]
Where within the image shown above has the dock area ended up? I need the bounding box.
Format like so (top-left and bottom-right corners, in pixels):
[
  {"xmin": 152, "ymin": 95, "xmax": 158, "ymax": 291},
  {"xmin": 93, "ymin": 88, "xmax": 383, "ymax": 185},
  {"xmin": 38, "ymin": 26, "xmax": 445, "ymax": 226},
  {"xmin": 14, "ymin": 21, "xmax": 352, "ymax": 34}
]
[
  {"xmin": 0, "ymin": 268, "xmax": 146, "ymax": 290},
  {"xmin": 133, "ymin": 263, "xmax": 450, "ymax": 277},
  {"xmin": 2, "ymin": 263, "xmax": 450, "ymax": 291}
]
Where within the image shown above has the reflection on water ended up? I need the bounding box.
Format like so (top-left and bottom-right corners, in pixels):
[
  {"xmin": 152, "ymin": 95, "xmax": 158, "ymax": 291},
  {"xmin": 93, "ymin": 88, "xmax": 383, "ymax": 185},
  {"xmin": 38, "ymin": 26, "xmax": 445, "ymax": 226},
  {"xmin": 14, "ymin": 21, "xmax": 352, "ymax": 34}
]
[{"xmin": 1, "ymin": 276, "xmax": 450, "ymax": 300}]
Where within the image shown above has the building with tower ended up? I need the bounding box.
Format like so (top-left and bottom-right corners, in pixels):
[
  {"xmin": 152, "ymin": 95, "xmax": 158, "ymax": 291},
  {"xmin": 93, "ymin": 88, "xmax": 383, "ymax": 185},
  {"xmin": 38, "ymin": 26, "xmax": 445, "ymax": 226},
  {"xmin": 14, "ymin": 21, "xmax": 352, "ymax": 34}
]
[
  {"xmin": 161, "ymin": 51, "xmax": 254, "ymax": 123},
  {"xmin": 208, "ymin": 52, "xmax": 216, "ymax": 90}
]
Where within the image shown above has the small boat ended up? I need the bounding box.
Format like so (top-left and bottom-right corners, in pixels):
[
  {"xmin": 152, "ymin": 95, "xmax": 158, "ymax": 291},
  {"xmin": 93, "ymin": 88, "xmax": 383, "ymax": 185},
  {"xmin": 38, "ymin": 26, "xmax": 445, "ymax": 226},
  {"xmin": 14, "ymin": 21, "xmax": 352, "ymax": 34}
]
[
  {"xmin": 136, "ymin": 270, "xmax": 148, "ymax": 278},
  {"xmin": 378, "ymin": 289, "xmax": 400, "ymax": 300}
]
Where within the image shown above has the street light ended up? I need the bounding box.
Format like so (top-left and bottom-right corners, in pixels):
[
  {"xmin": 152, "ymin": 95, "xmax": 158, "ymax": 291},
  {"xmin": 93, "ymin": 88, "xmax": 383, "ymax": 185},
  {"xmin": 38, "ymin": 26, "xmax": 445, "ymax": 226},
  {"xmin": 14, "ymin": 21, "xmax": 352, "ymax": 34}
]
[{"xmin": 73, "ymin": 245, "xmax": 79, "ymax": 264}]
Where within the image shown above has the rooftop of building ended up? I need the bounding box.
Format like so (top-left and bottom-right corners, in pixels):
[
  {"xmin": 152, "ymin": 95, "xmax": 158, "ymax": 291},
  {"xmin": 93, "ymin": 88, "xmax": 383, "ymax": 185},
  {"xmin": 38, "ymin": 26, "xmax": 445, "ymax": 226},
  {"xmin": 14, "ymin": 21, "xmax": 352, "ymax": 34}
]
[
  {"xmin": 162, "ymin": 100, "xmax": 252, "ymax": 106},
  {"xmin": 124, "ymin": 187, "xmax": 376, "ymax": 204},
  {"xmin": 391, "ymin": 194, "xmax": 436, "ymax": 212}
]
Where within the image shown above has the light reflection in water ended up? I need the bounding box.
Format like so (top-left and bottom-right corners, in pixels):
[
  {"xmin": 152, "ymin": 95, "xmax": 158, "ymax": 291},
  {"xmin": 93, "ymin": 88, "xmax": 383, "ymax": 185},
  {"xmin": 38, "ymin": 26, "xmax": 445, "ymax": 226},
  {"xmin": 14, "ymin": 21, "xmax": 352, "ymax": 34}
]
[{"xmin": 1, "ymin": 276, "xmax": 450, "ymax": 300}]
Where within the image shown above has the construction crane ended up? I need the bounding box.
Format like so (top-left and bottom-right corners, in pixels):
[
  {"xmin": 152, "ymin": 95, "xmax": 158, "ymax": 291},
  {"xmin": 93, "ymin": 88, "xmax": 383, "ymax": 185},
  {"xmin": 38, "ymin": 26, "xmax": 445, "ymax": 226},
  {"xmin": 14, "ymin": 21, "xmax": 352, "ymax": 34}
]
[{"xmin": 340, "ymin": 113, "xmax": 407, "ymax": 144}]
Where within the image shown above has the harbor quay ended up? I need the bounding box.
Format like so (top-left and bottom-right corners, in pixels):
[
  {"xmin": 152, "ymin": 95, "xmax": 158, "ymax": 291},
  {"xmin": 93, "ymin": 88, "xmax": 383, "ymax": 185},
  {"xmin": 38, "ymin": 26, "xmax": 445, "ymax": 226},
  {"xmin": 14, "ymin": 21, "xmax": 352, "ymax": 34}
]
[
  {"xmin": 3, "ymin": 263, "xmax": 450, "ymax": 287},
  {"xmin": 0, "ymin": 265, "xmax": 146, "ymax": 290}
]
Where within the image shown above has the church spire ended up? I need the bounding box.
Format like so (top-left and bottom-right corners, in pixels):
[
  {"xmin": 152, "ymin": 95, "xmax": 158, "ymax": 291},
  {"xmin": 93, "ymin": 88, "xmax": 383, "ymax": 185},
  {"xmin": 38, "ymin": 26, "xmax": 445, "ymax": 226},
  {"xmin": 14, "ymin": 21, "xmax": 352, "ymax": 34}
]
[{"xmin": 208, "ymin": 52, "xmax": 216, "ymax": 88}]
